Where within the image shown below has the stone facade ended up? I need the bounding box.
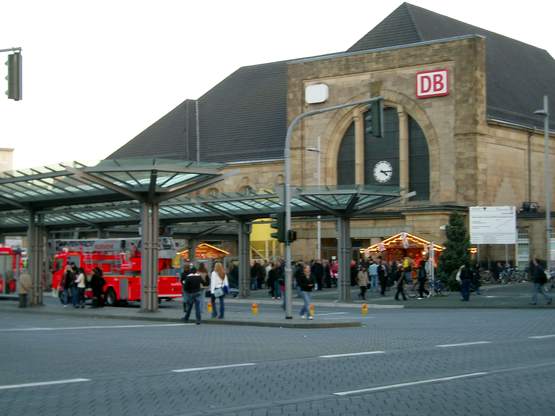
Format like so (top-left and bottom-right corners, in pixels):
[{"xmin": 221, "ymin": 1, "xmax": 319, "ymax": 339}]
[{"xmin": 205, "ymin": 36, "xmax": 554, "ymax": 265}]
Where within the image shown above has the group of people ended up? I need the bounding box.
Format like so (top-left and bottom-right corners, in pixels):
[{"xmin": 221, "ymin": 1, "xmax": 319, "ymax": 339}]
[
  {"xmin": 180, "ymin": 262, "xmax": 229, "ymax": 325},
  {"xmin": 59, "ymin": 263, "xmax": 106, "ymax": 308}
]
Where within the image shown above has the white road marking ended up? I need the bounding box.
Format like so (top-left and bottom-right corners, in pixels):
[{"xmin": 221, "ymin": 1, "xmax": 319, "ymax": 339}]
[
  {"xmin": 436, "ymin": 341, "xmax": 491, "ymax": 348},
  {"xmin": 0, "ymin": 378, "xmax": 90, "ymax": 391},
  {"xmin": 529, "ymin": 334, "xmax": 555, "ymax": 339},
  {"xmin": 315, "ymin": 312, "xmax": 348, "ymax": 316},
  {"xmin": 0, "ymin": 323, "xmax": 192, "ymax": 332},
  {"xmin": 320, "ymin": 351, "xmax": 385, "ymax": 358},
  {"xmin": 334, "ymin": 372, "xmax": 488, "ymax": 396},
  {"xmin": 172, "ymin": 363, "xmax": 256, "ymax": 373}
]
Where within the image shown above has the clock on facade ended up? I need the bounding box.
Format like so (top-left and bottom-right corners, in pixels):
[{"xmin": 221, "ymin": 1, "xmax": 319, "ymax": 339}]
[{"xmin": 373, "ymin": 160, "xmax": 393, "ymax": 183}]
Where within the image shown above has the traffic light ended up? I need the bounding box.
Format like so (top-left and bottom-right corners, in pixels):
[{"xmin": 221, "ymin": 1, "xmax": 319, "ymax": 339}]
[
  {"xmin": 270, "ymin": 212, "xmax": 286, "ymax": 243},
  {"xmin": 287, "ymin": 229, "xmax": 297, "ymax": 243},
  {"xmin": 364, "ymin": 99, "xmax": 383, "ymax": 138},
  {"xmin": 5, "ymin": 52, "xmax": 22, "ymax": 101}
]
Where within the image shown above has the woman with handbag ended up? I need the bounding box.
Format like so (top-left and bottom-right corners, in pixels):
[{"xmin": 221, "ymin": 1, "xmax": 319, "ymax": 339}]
[{"xmin": 210, "ymin": 262, "xmax": 229, "ymax": 319}]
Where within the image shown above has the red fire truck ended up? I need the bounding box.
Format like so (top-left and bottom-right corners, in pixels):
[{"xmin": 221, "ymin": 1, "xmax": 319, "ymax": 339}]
[
  {"xmin": 51, "ymin": 237, "xmax": 182, "ymax": 305},
  {"xmin": 0, "ymin": 246, "xmax": 22, "ymax": 294}
]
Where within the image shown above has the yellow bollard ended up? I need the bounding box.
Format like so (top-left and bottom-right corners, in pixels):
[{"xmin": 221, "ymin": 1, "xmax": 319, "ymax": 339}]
[
  {"xmin": 251, "ymin": 303, "xmax": 259, "ymax": 316},
  {"xmin": 309, "ymin": 304, "xmax": 315, "ymax": 318},
  {"xmin": 361, "ymin": 303, "xmax": 368, "ymax": 316},
  {"xmin": 207, "ymin": 301, "xmax": 213, "ymax": 314}
]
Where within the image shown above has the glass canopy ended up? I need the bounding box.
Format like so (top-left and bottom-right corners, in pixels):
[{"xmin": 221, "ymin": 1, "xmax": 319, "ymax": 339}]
[
  {"xmin": 0, "ymin": 159, "xmax": 224, "ymax": 211},
  {"xmin": 0, "ymin": 185, "xmax": 403, "ymax": 232}
]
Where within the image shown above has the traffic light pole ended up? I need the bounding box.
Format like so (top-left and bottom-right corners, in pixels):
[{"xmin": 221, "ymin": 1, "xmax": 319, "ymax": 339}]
[
  {"xmin": 1, "ymin": 46, "xmax": 22, "ymax": 101},
  {"xmin": 283, "ymin": 96, "xmax": 383, "ymax": 319},
  {"xmin": 0, "ymin": 47, "xmax": 21, "ymax": 53}
]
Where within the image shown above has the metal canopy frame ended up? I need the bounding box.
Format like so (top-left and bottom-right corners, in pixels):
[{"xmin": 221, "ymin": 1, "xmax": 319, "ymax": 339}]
[
  {"xmin": 0, "ymin": 163, "xmax": 406, "ymax": 309},
  {"xmin": 0, "ymin": 158, "xmax": 227, "ymax": 312}
]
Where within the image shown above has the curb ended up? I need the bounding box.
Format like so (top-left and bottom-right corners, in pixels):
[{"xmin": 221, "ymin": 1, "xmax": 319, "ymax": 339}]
[
  {"xmin": 227, "ymin": 298, "xmax": 404, "ymax": 309},
  {"xmin": 0, "ymin": 306, "xmax": 362, "ymax": 329}
]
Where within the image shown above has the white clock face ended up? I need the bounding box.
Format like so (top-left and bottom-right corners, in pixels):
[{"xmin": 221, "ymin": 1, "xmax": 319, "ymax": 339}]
[{"xmin": 373, "ymin": 160, "xmax": 393, "ymax": 183}]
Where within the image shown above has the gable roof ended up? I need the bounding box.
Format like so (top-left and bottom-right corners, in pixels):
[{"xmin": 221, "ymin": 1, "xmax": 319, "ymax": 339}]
[
  {"xmin": 110, "ymin": 60, "xmax": 288, "ymax": 163},
  {"xmin": 111, "ymin": 3, "xmax": 554, "ymax": 164},
  {"xmin": 348, "ymin": 2, "xmax": 555, "ymax": 130}
]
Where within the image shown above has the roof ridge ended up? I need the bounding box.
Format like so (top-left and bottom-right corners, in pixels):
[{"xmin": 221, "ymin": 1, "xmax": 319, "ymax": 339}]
[
  {"xmin": 405, "ymin": 2, "xmax": 551, "ymax": 54},
  {"xmin": 403, "ymin": 3, "xmax": 423, "ymax": 41}
]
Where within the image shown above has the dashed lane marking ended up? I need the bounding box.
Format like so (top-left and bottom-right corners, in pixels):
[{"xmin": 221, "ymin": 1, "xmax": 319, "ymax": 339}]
[
  {"xmin": 334, "ymin": 372, "xmax": 488, "ymax": 396},
  {"xmin": 0, "ymin": 378, "xmax": 90, "ymax": 391}
]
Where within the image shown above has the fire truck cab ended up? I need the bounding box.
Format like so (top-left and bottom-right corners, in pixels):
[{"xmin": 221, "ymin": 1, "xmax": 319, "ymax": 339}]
[
  {"xmin": 51, "ymin": 237, "xmax": 182, "ymax": 306},
  {"xmin": 0, "ymin": 246, "xmax": 22, "ymax": 294}
]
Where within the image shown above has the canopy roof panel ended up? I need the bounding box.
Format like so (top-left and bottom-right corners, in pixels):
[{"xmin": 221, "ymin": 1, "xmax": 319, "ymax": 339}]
[
  {"xmin": 0, "ymin": 186, "xmax": 404, "ymax": 233},
  {"xmin": 0, "ymin": 159, "xmax": 225, "ymax": 211}
]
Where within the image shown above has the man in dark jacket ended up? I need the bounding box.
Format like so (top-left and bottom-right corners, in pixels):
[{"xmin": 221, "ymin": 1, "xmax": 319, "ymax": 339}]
[
  {"xmin": 311, "ymin": 260, "xmax": 324, "ymax": 291},
  {"xmin": 181, "ymin": 266, "xmax": 203, "ymax": 324},
  {"xmin": 90, "ymin": 267, "xmax": 105, "ymax": 308},
  {"xmin": 530, "ymin": 258, "xmax": 552, "ymax": 305},
  {"xmin": 459, "ymin": 264, "xmax": 472, "ymax": 301}
]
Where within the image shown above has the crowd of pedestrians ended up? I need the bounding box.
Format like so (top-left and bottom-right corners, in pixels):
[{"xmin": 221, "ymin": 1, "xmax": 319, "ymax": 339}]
[
  {"xmin": 58, "ymin": 263, "xmax": 106, "ymax": 308},
  {"xmin": 180, "ymin": 261, "xmax": 230, "ymax": 324}
]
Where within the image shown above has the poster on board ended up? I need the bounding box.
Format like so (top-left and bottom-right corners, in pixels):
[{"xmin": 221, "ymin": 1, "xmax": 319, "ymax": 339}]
[{"xmin": 469, "ymin": 206, "xmax": 516, "ymax": 245}]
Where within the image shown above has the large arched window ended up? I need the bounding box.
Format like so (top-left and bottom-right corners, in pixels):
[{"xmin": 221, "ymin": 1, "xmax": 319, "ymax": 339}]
[{"xmin": 336, "ymin": 107, "xmax": 429, "ymax": 200}]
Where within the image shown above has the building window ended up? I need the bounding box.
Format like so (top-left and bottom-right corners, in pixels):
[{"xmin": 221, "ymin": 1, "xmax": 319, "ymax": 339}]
[
  {"xmin": 408, "ymin": 117, "xmax": 430, "ymax": 200},
  {"xmin": 239, "ymin": 185, "xmax": 255, "ymax": 195},
  {"xmin": 206, "ymin": 187, "xmax": 219, "ymax": 197},
  {"xmin": 336, "ymin": 107, "xmax": 429, "ymax": 200}
]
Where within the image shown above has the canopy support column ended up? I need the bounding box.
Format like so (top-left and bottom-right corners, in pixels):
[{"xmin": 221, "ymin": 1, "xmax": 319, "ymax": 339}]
[
  {"xmin": 141, "ymin": 202, "xmax": 159, "ymax": 312},
  {"xmin": 27, "ymin": 212, "xmax": 44, "ymax": 306},
  {"xmin": 188, "ymin": 239, "xmax": 198, "ymax": 266},
  {"xmin": 337, "ymin": 216, "xmax": 352, "ymax": 302},
  {"xmin": 238, "ymin": 221, "xmax": 251, "ymax": 298}
]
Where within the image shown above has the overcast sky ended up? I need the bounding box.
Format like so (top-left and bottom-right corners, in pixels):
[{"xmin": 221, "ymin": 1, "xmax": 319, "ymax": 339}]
[{"xmin": 0, "ymin": 0, "xmax": 553, "ymax": 169}]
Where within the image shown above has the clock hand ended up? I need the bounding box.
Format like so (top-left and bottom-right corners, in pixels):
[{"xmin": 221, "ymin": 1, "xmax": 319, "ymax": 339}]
[{"xmin": 380, "ymin": 170, "xmax": 392, "ymax": 174}]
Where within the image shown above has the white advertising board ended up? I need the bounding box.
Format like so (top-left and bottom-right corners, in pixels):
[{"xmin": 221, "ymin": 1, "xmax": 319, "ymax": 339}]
[{"xmin": 469, "ymin": 206, "xmax": 516, "ymax": 244}]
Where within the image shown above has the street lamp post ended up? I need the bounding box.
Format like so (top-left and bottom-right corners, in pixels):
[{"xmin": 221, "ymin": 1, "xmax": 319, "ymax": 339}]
[
  {"xmin": 534, "ymin": 95, "xmax": 551, "ymax": 271},
  {"xmin": 306, "ymin": 136, "xmax": 321, "ymax": 261},
  {"xmin": 283, "ymin": 97, "xmax": 383, "ymax": 319}
]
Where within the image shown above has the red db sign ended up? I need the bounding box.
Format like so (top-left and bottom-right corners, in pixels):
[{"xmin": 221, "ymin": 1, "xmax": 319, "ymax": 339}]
[{"xmin": 416, "ymin": 69, "xmax": 449, "ymax": 98}]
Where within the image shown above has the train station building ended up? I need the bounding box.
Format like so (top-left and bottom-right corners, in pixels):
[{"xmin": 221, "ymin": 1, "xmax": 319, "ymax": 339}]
[{"xmin": 109, "ymin": 3, "xmax": 555, "ymax": 266}]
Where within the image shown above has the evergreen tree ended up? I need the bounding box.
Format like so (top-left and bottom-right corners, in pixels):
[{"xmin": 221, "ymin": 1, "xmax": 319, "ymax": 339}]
[{"xmin": 438, "ymin": 212, "xmax": 470, "ymax": 289}]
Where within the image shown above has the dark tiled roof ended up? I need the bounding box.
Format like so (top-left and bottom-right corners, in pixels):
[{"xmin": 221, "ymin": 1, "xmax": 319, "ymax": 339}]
[
  {"xmin": 110, "ymin": 61, "xmax": 287, "ymax": 163},
  {"xmin": 111, "ymin": 3, "xmax": 554, "ymax": 163},
  {"xmin": 348, "ymin": 2, "xmax": 555, "ymax": 130},
  {"xmin": 110, "ymin": 99, "xmax": 197, "ymax": 160}
]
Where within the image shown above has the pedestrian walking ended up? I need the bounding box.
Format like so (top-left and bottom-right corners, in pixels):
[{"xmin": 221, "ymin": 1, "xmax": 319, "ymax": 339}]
[
  {"xmin": 90, "ymin": 267, "xmax": 105, "ymax": 308},
  {"xmin": 210, "ymin": 262, "xmax": 229, "ymax": 319},
  {"xmin": 180, "ymin": 264, "xmax": 191, "ymax": 315},
  {"xmin": 198, "ymin": 263, "xmax": 210, "ymax": 309},
  {"xmin": 457, "ymin": 264, "xmax": 472, "ymax": 301},
  {"xmin": 368, "ymin": 260, "xmax": 378, "ymax": 292},
  {"xmin": 18, "ymin": 269, "xmax": 32, "ymax": 308},
  {"xmin": 61, "ymin": 265, "xmax": 75, "ymax": 307},
  {"xmin": 530, "ymin": 258, "xmax": 552, "ymax": 305},
  {"xmin": 417, "ymin": 262, "xmax": 430, "ymax": 299},
  {"xmin": 378, "ymin": 258, "xmax": 388, "ymax": 296},
  {"xmin": 471, "ymin": 264, "xmax": 482, "ymax": 295},
  {"xmin": 75, "ymin": 267, "xmax": 86, "ymax": 308},
  {"xmin": 357, "ymin": 265, "xmax": 369, "ymax": 300},
  {"xmin": 296, "ymin": 264, "xmax": 315, "ymax": 319},
  {"xmin": 311, "ymin": 259, "xmax": 324, "ymax": 291},
  {"xmin": 394, "ymin": 261, "xmax": 407, "ymax": 301},
  {"xmin": 182, "ymin": 266, "xmax": 203, "ymax": 324}
]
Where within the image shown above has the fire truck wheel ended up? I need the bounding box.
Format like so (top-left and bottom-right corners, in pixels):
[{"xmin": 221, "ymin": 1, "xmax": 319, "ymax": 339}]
[{"xmin": 105, "ymin": 288, "xmax": 117, "ymax": 307}]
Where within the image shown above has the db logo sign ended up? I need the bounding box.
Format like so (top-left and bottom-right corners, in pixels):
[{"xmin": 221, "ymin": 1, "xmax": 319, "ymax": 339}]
[{"xmin": 416, "ymin": 69, "xmax": 449, "ymax": 99}]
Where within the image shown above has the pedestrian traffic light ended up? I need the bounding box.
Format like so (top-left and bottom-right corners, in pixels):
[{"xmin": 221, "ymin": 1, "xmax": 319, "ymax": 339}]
[
  {"xmin": 5, "ymin": 52, "xmax": 22, "ymax": 101},
  {"xmin": 364, "ymin": 99, "xmax": 383, "ymax": 138},
  {"xmin": 287, "ymin": 229, "xmax": 297, "ymax": 243},
  {"xmin": 270, "ymin": 212, "xmax": 286, "ymax": 243}
]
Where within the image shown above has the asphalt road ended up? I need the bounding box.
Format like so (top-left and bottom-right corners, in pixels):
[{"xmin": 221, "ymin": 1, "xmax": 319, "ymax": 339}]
[{"xmin": 1, "ymin": 308, "xmax": 555, "ymax": 415}]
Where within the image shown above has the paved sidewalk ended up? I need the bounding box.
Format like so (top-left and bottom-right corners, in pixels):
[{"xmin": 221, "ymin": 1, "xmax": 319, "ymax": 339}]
[
  {"xmin": 0, "ymin": 296, "xmax": 362, "ymax": 329},
  {"xmin": 243, "ymin": 282, "xmax": 555, "ymax": 309}
]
